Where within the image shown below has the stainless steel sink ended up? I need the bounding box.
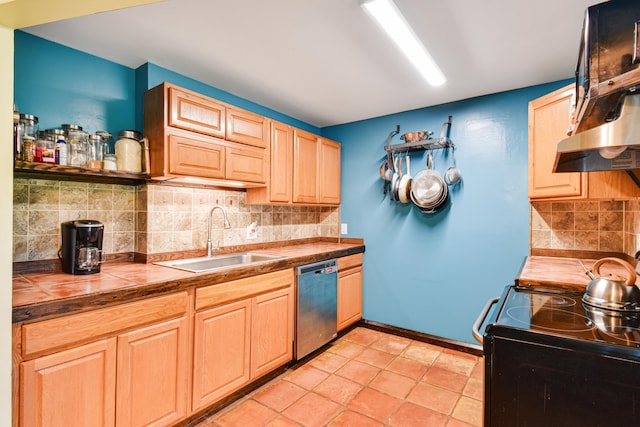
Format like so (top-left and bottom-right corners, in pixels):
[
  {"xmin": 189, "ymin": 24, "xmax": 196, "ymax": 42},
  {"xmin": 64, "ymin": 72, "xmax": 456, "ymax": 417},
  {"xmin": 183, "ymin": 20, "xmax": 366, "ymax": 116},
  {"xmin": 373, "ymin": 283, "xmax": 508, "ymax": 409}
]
[{"xmin": 154, "ymin": 252, "xmax": 283, "ymax": 273}]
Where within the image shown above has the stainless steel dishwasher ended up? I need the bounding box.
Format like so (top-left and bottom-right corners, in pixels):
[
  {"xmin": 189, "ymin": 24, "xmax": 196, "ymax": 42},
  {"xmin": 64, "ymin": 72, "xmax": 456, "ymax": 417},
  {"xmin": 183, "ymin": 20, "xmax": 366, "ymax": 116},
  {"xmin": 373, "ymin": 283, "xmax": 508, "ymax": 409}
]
[{"xmin": 295, "ymin": 259, "xmax": 338, "ymax": 359}]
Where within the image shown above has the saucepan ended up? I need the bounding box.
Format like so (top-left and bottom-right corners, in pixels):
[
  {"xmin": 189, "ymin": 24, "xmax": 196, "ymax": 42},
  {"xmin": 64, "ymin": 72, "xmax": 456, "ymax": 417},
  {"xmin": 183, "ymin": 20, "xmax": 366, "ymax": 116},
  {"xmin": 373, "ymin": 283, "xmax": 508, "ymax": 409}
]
[{"xmin": 583, "ymin": 257, "xmax": 640, "ymax": 312}]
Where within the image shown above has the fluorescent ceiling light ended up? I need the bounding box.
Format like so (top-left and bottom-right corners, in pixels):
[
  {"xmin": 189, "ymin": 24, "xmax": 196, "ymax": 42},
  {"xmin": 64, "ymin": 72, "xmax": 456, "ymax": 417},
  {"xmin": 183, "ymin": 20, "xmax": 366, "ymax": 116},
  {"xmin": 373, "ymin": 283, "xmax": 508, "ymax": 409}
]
[{"xmin": 361, "ymin": 0, "xmax": 446, "ymax": 87}]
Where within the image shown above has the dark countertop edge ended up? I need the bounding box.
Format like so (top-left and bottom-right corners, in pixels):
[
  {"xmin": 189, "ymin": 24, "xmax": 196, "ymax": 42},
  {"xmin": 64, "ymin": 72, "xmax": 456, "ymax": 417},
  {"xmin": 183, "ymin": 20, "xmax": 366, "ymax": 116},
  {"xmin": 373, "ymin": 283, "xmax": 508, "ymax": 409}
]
[{"xmin": 13, "ymin": 245, "xmax": 365, "ymax": 324}]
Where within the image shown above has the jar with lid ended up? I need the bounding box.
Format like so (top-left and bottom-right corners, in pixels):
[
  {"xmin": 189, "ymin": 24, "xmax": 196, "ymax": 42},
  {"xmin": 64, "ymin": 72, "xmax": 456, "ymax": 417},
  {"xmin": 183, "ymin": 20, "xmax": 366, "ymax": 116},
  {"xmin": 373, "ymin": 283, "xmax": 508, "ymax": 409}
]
[
  {"xmin": 87, "ymin": 134, "xmax": 104, "ymax": 169},
  {"xmin": 96, "ymin": 131, "xmax": 116, "ymax": 170},
  {"xmin": 66, "ymin": 127, "xmax": 88, "ymax": 168},
  {"xmin": 115, "ymin": 130, "xmax": 142, "ymax": 173},
  {"xmin": 19, "ymin": 114, "xmax": 39, "ymax": 139},
  {"xmin": 46, "ymin": 129, "xmax": 68, "ymax": 165},
  {"xmin": 35, "ymin": 132, "xmax": 55, "ymax": 164}
]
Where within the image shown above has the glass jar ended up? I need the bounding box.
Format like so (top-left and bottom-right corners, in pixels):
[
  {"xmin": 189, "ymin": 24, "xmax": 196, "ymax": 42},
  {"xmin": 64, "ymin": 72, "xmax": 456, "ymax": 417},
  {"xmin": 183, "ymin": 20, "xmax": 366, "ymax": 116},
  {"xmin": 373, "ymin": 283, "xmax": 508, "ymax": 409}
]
[
  {"xmin": 87, "ymin": 134, "xmax": 104, "ymax": 169},
  {"xmin": 45, "ymin": 129, "xmax": 68, "ymax": 165},
  {"xmin": 115, "ymin": 130, "xmax": 142, "ymax": 173},
  {"xmin": 22, "ymin": 136, "xmax": 35, "ymax": 162},
  {"xmin": 36, "ymin": 133, "xmax": 55, "ymax": 164},
  {"xmin": 96, "ymin": 131, "xmax": 116, "ymax": 170},
  {"xmin": 19, "ymin": 114, "xmax": 39, "ymax": 139},
  {"xmin": 67, "ymin": 128, "xmax": 88, "ymax": 168}
]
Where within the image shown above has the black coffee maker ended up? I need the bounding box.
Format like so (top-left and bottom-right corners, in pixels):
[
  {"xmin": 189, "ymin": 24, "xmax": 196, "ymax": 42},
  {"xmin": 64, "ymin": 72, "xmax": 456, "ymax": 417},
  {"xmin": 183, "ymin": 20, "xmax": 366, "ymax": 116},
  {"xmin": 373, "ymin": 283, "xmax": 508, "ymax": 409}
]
[{"xmin": 59, "ymin": 220, "xmax": 104, "ymax": 275}]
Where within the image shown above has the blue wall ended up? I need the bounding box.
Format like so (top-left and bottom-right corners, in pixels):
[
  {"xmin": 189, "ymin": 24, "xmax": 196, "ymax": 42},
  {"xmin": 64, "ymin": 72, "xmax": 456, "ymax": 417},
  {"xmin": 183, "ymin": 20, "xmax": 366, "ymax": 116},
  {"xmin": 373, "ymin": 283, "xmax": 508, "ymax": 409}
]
[
  {"xmin": 322, "ymin": 80, "xmax": 571, "ymax": 344},
  {"xmin": 14, "ymin": 30, "xmax": 574, "ymax": 344},
  {"xmin": 13, "ymin": 31, "xmax": 318, "ymax": 136}
]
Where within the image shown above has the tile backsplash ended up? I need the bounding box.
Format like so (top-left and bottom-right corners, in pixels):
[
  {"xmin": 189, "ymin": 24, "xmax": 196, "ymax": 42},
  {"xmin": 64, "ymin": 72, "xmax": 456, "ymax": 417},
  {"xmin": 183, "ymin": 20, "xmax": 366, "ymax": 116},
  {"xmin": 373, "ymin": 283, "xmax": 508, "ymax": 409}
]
[
  {"xmin": 531, "ymin": 200, "xmax": 640, "ymax": 257},
  {"xmin": 13, "ymin": 179, "xmax": 340, "ymax": 262}
]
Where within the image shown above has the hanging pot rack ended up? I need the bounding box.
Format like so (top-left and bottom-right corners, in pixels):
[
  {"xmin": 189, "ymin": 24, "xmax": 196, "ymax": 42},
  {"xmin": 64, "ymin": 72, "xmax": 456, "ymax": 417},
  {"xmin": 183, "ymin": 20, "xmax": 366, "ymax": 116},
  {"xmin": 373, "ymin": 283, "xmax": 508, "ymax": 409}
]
[{"xmin": 384, "ymin": 116, "xmax": 454, "ymax": 154}]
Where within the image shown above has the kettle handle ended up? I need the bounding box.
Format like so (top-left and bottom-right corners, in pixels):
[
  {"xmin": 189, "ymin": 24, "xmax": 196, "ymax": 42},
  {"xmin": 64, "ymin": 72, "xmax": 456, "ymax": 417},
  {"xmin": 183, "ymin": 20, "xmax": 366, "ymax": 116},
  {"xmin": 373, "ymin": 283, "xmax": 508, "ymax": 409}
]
[{"xmin": 592, "ymin": 257, "xmax": 637, "ymax": 286}]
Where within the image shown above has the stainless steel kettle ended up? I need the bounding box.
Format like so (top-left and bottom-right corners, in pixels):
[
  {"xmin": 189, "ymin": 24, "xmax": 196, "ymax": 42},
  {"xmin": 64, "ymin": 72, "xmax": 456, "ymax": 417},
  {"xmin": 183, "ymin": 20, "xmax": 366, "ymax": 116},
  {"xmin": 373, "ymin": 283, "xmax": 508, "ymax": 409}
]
[{"xmin": 583, "ymin": 257, "xmax": 640, "ymax": 312}]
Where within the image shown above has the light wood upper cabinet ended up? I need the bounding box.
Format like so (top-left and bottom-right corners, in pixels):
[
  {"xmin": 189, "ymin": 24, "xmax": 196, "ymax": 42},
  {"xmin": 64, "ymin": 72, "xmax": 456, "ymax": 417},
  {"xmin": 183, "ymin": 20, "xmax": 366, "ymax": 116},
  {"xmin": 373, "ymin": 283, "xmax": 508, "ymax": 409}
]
[
  {"xmin": 529, "ymin": 84, "xmax": 640, "ymax": 200},
  {"xmin": 293, "ymin": 129, "xmax": 320, "ymax": 204},
  {"xmin": 20, "ymin": 338, "xmax": 117, "ymax": 427},
  {"xmin": 168, "ymin": 86, "xmax": 226, "ymax": 138},
  {"xmin": 145, "ymin": 82, "xmax": 266, "ymax": 185},
  {"xmin": 226, "ymin": 106, "xmax": 268, "ymax": 148},
  {"xmin": 337, "ymin": 253, "xmax": 363, "ymax": 331},
  {"xmin": 269, "ymin": 121, "xmax": 294, "ymax": 203},
  {"xmin": 319, "ymin": 137, "xmax": 341, "ymax": 205}
]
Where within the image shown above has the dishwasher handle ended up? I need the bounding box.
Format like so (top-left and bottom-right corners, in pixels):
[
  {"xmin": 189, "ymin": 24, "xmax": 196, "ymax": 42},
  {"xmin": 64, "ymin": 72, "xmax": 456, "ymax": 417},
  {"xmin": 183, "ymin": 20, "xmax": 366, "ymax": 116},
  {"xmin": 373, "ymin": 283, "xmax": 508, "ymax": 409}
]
[{"xmin": 472, "ymin": 297, "xmax": 499, "ymax": 344}]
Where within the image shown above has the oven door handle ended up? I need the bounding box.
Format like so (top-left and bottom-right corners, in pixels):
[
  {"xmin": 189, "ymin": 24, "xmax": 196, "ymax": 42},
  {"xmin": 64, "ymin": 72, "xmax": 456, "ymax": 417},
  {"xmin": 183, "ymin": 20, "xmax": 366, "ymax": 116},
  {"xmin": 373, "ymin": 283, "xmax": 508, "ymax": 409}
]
[{"xmin": 472, "ymin": 297, "xmax": 499, "ymax": 344}]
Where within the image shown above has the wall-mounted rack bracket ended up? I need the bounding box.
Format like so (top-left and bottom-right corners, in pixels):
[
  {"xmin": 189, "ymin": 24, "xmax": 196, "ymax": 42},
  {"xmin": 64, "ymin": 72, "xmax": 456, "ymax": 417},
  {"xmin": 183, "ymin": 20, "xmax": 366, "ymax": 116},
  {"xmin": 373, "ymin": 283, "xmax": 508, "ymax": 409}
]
[{"xmin": 384, "ymin": 116, "xmax": 454, "ymax": 154}]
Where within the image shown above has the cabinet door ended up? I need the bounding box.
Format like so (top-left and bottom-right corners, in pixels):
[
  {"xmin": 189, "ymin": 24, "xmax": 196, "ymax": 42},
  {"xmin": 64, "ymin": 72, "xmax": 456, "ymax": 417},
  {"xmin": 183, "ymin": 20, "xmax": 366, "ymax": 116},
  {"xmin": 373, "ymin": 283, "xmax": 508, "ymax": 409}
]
[
  {"xmin": 319, "ymin": 138, "xmax": 341, "ymax": 205},
  {"xmin": 251, "ymin": 287, "xmax": 293, "ymax": 379},
  {"xmin": 269, "ymin": 121, "xmax": 293, "ymax": 203},
  {"xmin": 116, "ymin": 317, "xmax": 189, "ymax": 427},
  {"xmin": 20, "ymin": 338, "xmax": 116, "ymax": 427},
  {"xmin": 168, "ymin": 86, "xmax": 226, "ymax": 138},
  {"xmin": 293, "ymin": 129, "xmax": 320, "ymax": 204},
  {"xmin": 225, "ymin": 144, "xmax": 267, "ymax": 183},
  {"xmin": 226, "ymin": 106, "xmax": 267, "ymax": 148},
  {"xmin": 338, "ymin": 266, "xmax": 363, "ymax": 331},
  {"xmin": 528, "ymin": 85, "xmax": 585, "ymax": 199},
  {"xmin": 192, "ymin": 299, "xmax": 251, "ymax": 411},
  {"xmin": 168, "ymin": 132, "xmax": 225, "ymax": 179}
]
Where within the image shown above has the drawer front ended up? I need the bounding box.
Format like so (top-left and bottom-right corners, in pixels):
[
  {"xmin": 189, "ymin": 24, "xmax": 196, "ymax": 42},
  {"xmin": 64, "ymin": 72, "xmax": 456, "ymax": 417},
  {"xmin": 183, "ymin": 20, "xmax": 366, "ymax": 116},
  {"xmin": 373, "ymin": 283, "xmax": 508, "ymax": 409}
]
[
  {"xmin": 226, "ymin": 107, "xmax": 267, "ymax": 148},
  {"xmin": 169, "ymin": 86, "xmax": 226, "ymax": 138},
  {"xmin": 338, "ymin": 253, "xmax": 363, "ymax": 270},
  {"xmin": 168, "ymin": 132, "xmax": 225, "ymax": 178},
  {"xmin": 196, "ymin": 270, "xmax": 292, "ymax": 311},
  {"xmin": 22, "ymin": 292, "xmax": 189, "ymax": 358},
  {"xmin": 226, "ymin": 145, "xmax": 267, "ymax": 183}
]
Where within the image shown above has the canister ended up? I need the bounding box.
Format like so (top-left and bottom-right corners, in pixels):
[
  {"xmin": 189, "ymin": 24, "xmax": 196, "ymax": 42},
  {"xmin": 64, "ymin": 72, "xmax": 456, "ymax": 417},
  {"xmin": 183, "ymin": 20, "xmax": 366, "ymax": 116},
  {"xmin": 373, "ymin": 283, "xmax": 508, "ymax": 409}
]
[
  {"xmin": 66, "ymin": 127, "xmax": 88, "ymax": 168},
  {"xmin": 46, "ymin": 129, "xmax": 68, "ymax": 165},
  {"xmin": 19, "ymin": 114, "xmax": 38, "ymax": 139},
  {"xmin": 115, "ymin": 130, "xmax": 142, "ymax": 173},
  {"xmin": 87, "ymin": 134, "xmax": 104, "ymax": 169}
]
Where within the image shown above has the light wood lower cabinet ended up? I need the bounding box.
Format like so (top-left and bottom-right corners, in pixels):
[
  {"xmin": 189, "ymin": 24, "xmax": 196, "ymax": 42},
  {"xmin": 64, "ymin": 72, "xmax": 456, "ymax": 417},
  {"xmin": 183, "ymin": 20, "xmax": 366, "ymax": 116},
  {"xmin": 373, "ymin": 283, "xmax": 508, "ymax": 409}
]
[
  {"xmin": 337, "ymin": 254, "xmax": 364, "ymax": 331},
  {"xmin": 192, "ymin": 270, "xmax": 293, "ymax": 412},
  {"xmin": 116, "ymin": 316, "xmax": 189, "ymax": 427},
  {"xmin": 20, "ymin": 338, "xmax": 117, "ymax": 427},
  {"xmin": 18, "ymin": 292, "xmax": 189, "ymax": 427}
]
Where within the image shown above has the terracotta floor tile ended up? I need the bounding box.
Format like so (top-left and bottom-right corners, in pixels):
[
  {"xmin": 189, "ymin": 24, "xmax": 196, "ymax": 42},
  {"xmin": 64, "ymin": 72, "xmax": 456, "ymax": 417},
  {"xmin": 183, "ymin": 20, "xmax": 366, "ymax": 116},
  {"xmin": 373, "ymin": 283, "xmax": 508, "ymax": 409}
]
[
  {"xmin": 432, "ymin": 352, "xmax": 477, "ymax": 376},
  {"xmin": 264, "ymin": 415, "xmax": 302, "ymax": 427},
  {"xmin": 462, "ymin": 377, "xmax": 483, "ymax": 401},
  {"xmin": 451, "ymin": 396, "xmax": 482, "ymax": 427},
  {"xmin": 347, "ymin": 387, "xmax": 403, "ymax": 423},
  {"xmin": 313, "ymin": 374, "xmax": 363, "ymax": 405},
  {"xmin": 327, "ymin": 339, "xmax": 366, "ymax": 358},
  {"xmin": 446, "ymin": 418, "xmax": 478, "ymax": 427},
  {"xmin": 342, "ymin": 328, "xmax": 386, "ymax": 347},
  {"xmin": 370, "ymin": 335, "xmax": 411, "ymax": 355},
  {"xmin": 424, "ymin": 366, "xmax": 469, "ymax": 393},
  {"xmin": 407, "ymin": 382, "xmax": 460, "ymax": 415},
  {"xmin": 470, "ymin": 359, "xmax": 484, "ymax": 380},
  {"xmin": 214, "ymin": 399, "xmax": 278, "ymax": 427},
  {"xmin": 282, "ymin": 392, "xmax": 342, "ymax": 427},
  {"xmin": 354, "ymin": 347, "xmax": 396, "ymax": 369},
  {"xmin": 386, "ymin": 357, "xmax": 429, "ymax": 380},
  {"xmin": 327, "ymin": 410, "xmax": 384, "ymax": 427},
  {"xmin": 308, "ymin": 351, "xmax": 349, "ymax": 374},
  {"xmin": 368, "ymin": 370, "xmax": 417, "ymax": 399},
  {"xmin": 284, "ymin": 365, "xmax": 330, "ymax": 390},
  {"xmin": 401, "ymin": 344, "xmax": 442, "ymax": 365},
  {"xmin": 252, "ymin": 380, "xmax": 307, "ymax": 412},
  {"xmin": 335, "ymin": 360, "xmax": 381, "ymax": 385},
  {"xmin": 389, "ymin": 402, "xmax": 448, "ymax": 427}
]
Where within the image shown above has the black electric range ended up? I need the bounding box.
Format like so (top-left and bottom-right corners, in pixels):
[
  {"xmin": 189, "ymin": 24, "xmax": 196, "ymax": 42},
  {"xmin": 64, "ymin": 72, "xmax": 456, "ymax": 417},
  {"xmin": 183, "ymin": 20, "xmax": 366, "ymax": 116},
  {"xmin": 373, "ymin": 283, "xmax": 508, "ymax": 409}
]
[{"xmin": 480, "ymin": 285, "xmax": 640, "ymax": 427}]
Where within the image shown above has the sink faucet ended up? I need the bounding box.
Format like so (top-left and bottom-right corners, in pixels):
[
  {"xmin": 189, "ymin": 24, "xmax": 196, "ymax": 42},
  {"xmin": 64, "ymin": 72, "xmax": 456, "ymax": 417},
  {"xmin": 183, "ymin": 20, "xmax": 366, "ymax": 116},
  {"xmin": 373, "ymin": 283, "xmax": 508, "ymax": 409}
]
[{"xmin": 207, "ymin": 205, "xmax": 231, "ymax": 256}]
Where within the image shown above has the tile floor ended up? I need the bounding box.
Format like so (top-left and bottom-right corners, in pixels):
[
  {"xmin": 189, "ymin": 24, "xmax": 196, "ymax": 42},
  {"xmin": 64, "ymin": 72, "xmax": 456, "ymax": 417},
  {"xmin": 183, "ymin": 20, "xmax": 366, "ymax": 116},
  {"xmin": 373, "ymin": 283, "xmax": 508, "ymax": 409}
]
[{"xmin": 192, "ymin": 327, "xmax": 483, "ymax": 427}]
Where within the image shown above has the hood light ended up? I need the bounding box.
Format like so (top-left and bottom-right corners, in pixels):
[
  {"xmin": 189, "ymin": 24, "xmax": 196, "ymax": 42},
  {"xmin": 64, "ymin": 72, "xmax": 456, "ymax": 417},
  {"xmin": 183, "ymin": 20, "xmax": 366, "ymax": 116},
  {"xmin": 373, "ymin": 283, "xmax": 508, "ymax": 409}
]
[
  {"xmin": 599, "ymin": 146, "xmax": 628, "ymax": 159},
  {"xmin": 361, "ymin": 0, "xmax": 446, "ymax": 87}
]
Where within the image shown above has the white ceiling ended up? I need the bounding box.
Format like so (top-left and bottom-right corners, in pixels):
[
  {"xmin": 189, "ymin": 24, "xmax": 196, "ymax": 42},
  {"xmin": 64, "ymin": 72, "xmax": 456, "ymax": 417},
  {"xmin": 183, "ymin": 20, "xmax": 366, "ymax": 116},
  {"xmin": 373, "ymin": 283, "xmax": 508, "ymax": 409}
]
[{"xmin": 21, "ymin": 0, "xmax": 596, "ymax": 128}]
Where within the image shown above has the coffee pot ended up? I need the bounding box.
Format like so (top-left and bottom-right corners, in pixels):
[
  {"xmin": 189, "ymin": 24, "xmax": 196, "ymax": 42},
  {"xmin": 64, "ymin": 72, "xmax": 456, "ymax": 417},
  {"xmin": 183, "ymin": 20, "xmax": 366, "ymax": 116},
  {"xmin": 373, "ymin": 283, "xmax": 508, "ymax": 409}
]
[{"xmin": 59, "ymin": 220, "xmax": 104, "ymax": 274}]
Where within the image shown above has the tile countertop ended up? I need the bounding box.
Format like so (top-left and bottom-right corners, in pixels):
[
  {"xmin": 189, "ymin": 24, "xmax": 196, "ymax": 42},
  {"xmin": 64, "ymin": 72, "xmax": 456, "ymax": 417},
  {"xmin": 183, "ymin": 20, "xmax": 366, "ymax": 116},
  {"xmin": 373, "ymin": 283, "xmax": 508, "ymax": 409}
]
[
  {"xmin": 13, "ymin": 240, "xmax": 365, "ymax": 324},
  {"xmin": 516, "ymin": 255, "xmax": 640, "ymax": 291}
]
